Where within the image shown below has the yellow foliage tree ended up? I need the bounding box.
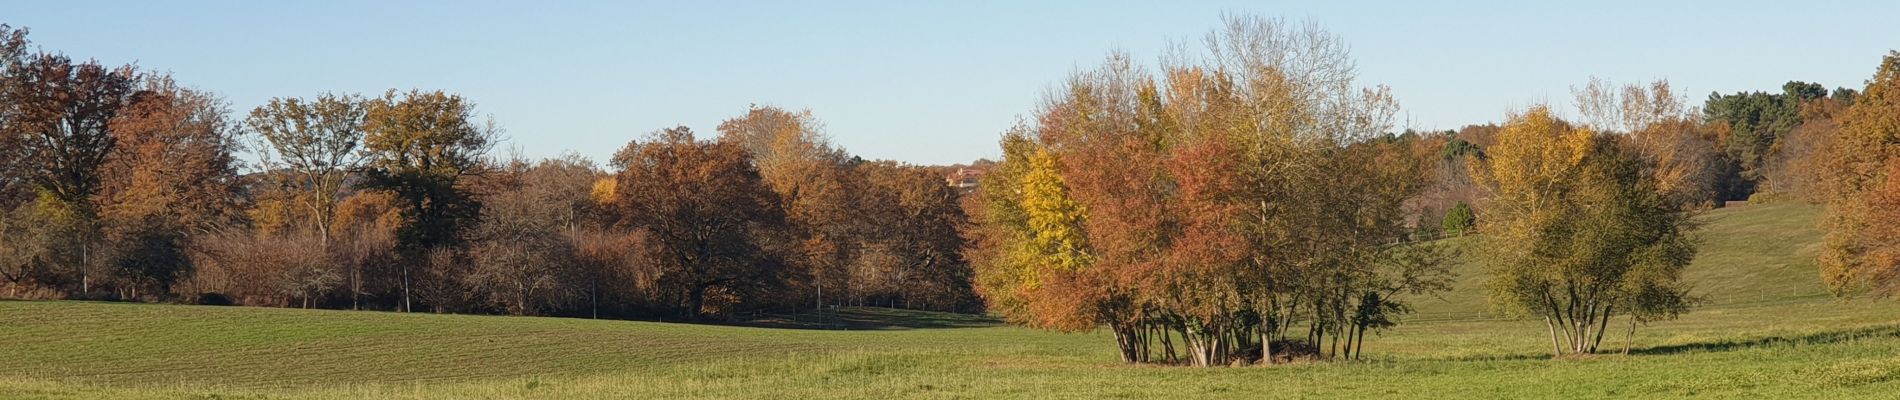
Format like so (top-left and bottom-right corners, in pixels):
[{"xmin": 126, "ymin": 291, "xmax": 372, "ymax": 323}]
[{"xmin": 1020, "ymin": 148, "xmax": 1092, "ymax": 275}]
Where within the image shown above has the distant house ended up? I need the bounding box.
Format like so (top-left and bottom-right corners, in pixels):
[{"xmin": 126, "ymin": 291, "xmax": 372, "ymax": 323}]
[{"xmin": 945, "ymin": 168, "xmax": 985, "ymax": 190}]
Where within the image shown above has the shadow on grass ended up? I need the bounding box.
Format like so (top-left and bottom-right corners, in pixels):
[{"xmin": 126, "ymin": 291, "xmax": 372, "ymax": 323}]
[
  {"xmin": 1441, "ymin": 353, "xmax": 1553, "ymax": 362},
  {"xmin": 1629, "ymin": 324, "xmax": 1900, "ymax": 356},
  {"xmin": 1429, "ymin": 325, "xmax": 1900, "ymax": 362},
  {"xmin": 724, "ymin": 306, "xmax": 1001, "ymax": 330}
]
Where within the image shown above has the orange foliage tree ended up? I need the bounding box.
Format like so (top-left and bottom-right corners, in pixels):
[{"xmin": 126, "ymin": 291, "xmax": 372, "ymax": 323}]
[{"xmin": 1821, "ymin": 51, "xmax": 1900, "ymax": 297}]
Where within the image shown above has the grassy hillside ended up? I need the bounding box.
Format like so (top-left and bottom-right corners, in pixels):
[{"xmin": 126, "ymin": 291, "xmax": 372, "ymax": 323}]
[
  {"xmin": 4, "ymin": 202, "xmax": 1900, "ymax": 399},
  {"xmin": 1412, "ymin": 202, "xmax": 1832, "ymax": 320}
]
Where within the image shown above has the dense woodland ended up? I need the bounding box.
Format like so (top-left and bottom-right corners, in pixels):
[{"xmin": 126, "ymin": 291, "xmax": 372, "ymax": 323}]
[{"xmin": 3, "ymin": 15, "xmax": 1900, "ymax": 368}]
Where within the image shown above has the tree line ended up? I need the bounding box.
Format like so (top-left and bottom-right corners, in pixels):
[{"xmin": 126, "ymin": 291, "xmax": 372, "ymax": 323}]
[
  {"xmin": 0, "ymin": 24, "xmax": 977, "ymax": 320},
  {"xmin": 966, "ymin": 17, "xmax": 1458, "ymax": 366}
]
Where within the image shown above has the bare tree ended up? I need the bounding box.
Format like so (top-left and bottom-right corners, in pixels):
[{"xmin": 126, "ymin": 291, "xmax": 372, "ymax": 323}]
[{"xmin": 245, "ymin": 93, "xmax": 368, "ymax": 248}]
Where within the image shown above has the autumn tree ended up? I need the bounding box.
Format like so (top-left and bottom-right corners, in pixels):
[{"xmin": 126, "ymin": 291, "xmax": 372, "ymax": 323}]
[
  {"xmin": 0, "ymin": 206, "xmax": 49, "ymax": 295},
  {"xmin": 1015, "ymin": 147, "xmax": 1101, "ymax": 325},
  {"xmin": 1474, "ymin": 106, "xmax": 1697, "ymax": 357},
  {"xmin": 1763, "ymin": 84, "xmax": 1858, "ymax": 202},
  {"xmin": 95, "ymin": 74, "xmax": 245, "ymax": 299},
  {"xmin": 331, "ymin": 190, "xmax": 401, "ymax": 310},
  {"xmin": 715, "ymin": 106, "xmax": 858, "ymax": 309},
  {"xmin": 569, "ymin": 227, "xmax": 651, "ymax": 319},
  {"xmin": 1820, "ymin": 51, "xmax": 1900, "ymax": 298},
  {"xmin": 0, "ymin": 24, "xmax": 31, "ymax": 207},
  {"xmin": 465, "ymin": 155, "xmax": 601, "ymax": 315},
  {"xmin": 608, "ymin": 126, "xmax": 786, "ymax": 319},
  {"xmin": 245, "ymin": 92, "xmax": 368, "ymax": 247},
  {"xmin": 1703, "ymin": 80, "xmax": 1839, "ymax": 199},
  {"xmin": 359, "ymin": 89, "xmax": 499, "ymax": 312},
  {"xmin": 855, "ymin": 160, "xmax": 976, "ymax": 311},
  {"xmin": 968, "ymin": 16, "xmax": 1436, "ymax": 366},
  {"xmin": 1, "ymin": 47, "xmax": 141, "ymax": 295},
  {"xmin": 0, "ymin": 25, "xmax": 38, "ymax": 293},
  {"xmin": 966, "ymin": 125, "xmax": 1042, "ymax": 326},
  {"xmin": 1574, "ymin": 77, "xmax": 1728, "ymax": 207}
]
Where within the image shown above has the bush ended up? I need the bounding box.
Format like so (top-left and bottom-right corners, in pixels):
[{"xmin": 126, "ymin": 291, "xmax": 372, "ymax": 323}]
[
  {"xmin": 1442, "ymin": 202, "xmax": 1476, "ymax": 237},
  {"xmin": 196, "ymin": 292, "xmax": 235, "ymax": 306}
]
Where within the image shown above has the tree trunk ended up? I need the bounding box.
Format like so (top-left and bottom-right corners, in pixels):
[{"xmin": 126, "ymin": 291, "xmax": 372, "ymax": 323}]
[
  {"xmin": 350, "ymin": 264, "xmax": 360, "ymax": 311},
  {"xmin": 401, "ymin": 266, "xmax": 412, "ymax": 313},
  {"xmin": 688, "ymin": 284, "xmax": 708, "ymax": 321},
  {"xmin": 1328, "ymin": 327, "xmax": 1339, "ymax": 360},
  {"xmin": 1622, "ymin": 315, "xmax": 1639, "ymax": 355},
  {"xmin": 1353, "ymin": 322, "xmax": 1367, "ymax": 360},
  {"xmin": 1135, "ymin": 324, "xmax": 1149, "ymax": 363},
  {"xmin": 1591, "ymin": 304, "xmax": 1614, "ymax": 353},
  {"xmin": 1186, "ymin": 326, "xmax": 1213, "ymax": 367},
  {"xmin": 80, "ymin": 244, "xmax": 91, "ymax": 296},
  {"xmin": 1260, "ymin": 320, "xmax": 1275, "ymax": 365},
  {"xmin": 1112, "ymin": 325, "xmax": 1140, "ymax": 363},
  {"xmin": 1544, "ymin": 316, "xmax": 1563, "ymax": 358},
  {"xmin": 1158, "ymin": 324, "xmax": 1172, "ymax": 363}
]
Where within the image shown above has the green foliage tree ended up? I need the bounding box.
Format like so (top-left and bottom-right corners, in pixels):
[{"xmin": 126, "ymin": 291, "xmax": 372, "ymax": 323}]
[
  {"xmin": 1441, "ymin": 138, "xmax": 1484, "ymax": 161},
  {"xmin": 1441, "ymin": 202, "xmax": 1475, "ymax": 237},
  {"xmin": 1474, "ymin": 106, "xmax": 1698, "ymax": 357}
]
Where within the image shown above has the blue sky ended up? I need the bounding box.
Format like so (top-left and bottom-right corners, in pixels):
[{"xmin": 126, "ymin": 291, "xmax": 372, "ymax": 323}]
[{"xmin": 7, "ymin": 1, "xmax": 1898, "ymax": 165}]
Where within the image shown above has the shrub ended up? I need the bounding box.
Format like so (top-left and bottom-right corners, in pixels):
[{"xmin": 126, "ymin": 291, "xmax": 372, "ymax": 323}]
[{"xmin": 1442, "ymin": 202, "xmax": 1476, "ymax": 237}]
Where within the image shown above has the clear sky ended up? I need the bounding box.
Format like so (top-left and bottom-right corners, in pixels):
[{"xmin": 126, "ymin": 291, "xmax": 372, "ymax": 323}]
[{"xmin": 7, "ymin": 1, "xmax": 1898, "ymax": 166}]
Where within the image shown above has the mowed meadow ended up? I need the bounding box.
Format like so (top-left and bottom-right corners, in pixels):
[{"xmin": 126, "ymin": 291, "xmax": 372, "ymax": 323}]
[{"xmin": 6, "ymin": 203, "xmax": 1900, "ymax": 399}]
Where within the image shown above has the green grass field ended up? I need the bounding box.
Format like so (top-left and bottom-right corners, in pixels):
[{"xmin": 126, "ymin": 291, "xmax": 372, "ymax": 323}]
[{"xmin": 4, "ymin": 202, "xmax": 1900, "ymax": 399}]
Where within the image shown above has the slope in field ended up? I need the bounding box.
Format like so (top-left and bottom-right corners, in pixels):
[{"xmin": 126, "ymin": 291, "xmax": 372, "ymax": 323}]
[{"xmin": 1412, "ymin": 202, "xmax": 1832, "ymax": 319}]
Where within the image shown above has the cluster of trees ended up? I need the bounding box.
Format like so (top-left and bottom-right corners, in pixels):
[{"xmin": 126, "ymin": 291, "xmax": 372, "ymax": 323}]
[
  {"xmin": 601, "ymin": 109, "xmax": 978, "ymax": 319},
  {"xmin": 1705, "ymin": 81, "xmax": 1859, "ymax": 199},
  {"xmin": 967, "ymin": 17, "xmax": 1457, "ymax": 366},
  {"xmin": 1406, "ymin": 76, "xmax": 1861, "ymax": 233},
  {"xmin": 967, "ymin": 16, "xmax": 1720, "ymax": 365},
  {"xmin": 0, "ymin": 24, "xmax": 243, "ymax": 300},
  {"xmin": 0, "ymin": 24, "xmax": 976, "ymax": 320}
]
